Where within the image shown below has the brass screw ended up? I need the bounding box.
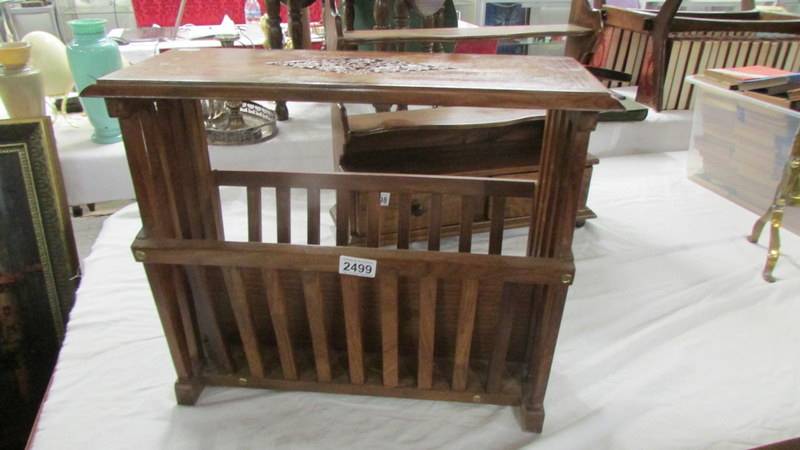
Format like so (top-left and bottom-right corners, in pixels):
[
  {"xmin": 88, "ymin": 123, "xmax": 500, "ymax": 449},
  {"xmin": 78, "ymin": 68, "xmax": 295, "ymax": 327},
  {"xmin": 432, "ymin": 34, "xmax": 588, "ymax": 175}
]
[
  {"xmin": 238, "ymin": 377, "xmax": 248, "ymax": 384},
  {"xmin": 133, "ymin": 250, "xmax": 146, "ymax": 261},
  {"xmin": 561, "ymin": 273, "xmax": 573, "ymax": 284},
  {"xmin": 472, "ymin": 394, "xmax": 481, "ymax": 402}
]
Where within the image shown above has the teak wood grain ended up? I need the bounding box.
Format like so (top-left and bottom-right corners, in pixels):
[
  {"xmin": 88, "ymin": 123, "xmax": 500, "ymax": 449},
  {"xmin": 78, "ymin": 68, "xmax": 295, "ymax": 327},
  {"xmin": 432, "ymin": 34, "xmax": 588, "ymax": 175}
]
[{"xmin": 84, "ymin": 50, "xmax": 622, "ymax": 111}]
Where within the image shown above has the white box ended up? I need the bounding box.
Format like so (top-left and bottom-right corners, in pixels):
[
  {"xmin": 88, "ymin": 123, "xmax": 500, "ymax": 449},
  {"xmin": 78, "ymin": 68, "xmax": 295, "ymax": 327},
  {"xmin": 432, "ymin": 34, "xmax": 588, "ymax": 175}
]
[{"xmin": 686, "ymin": 75, "xmax": 800, "ymax": 234}]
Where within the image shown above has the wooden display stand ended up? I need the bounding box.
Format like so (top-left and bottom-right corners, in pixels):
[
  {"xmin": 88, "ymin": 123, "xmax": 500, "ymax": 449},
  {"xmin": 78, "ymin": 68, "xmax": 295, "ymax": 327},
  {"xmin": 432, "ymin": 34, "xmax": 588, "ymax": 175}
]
[
  {"xmin": 85, "ymin": 49, "xmax": 620, "ymax": 432},
  {"xmin": 331, "ymin": 106, "xmax": 599, "ymax": 242}
]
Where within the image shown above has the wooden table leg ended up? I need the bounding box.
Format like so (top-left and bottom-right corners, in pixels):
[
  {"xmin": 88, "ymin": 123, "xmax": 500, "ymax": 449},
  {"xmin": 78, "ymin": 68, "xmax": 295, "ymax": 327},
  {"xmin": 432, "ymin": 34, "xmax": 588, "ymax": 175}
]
[
  {"xmin": 108, "ymin": 98, "xmax": 234, "ymax": 404},
  {"xmin": 521, "ymin": 109, "xmax": 598, "ymax": 432}
]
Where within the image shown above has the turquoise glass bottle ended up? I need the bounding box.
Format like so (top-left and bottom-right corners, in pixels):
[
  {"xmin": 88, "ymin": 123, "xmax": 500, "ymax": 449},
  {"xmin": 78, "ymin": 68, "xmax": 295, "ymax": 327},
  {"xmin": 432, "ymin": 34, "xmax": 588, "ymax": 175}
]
[{"xmin": 66, "ymin": 19, "xmax": 122, "ymax": 144}]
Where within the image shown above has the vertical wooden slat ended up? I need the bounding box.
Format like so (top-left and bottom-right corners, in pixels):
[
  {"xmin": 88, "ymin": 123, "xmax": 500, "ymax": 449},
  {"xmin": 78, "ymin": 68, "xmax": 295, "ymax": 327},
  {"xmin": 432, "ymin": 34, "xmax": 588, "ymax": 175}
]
[
  {"xmin": 367, "ymin": 191, "xmax": 381, "ymax": 247},
  {"xmin": 263, "ymin": 269, "xmax": 298, "ymax": 380},
  {"xmin": 172, "ymin": 267, "xmax": 202, "ymax": 373},
  {"xmin": 486, "ymin": 284, "xmax": 516, "ymax": 393},
  {"xmin": 612, "ymin": 29, "xmax": 632, "ymax": 88},
  {"xmin": 766, "ymin": 42, "xmax": 779, "ymax": 68},
  {"xmin": 715, "ymin": 40, "xmax": 730, "ymax": 68},
  {"xmin": 622, "ymin": 32, "xmax": 641, "ymax": 87},
  {"xmin": 336, "ymin": 190, "xmax": 350, "ymax": 246},
  {"xmin": 185, "ymin": 266, "xmax": 235, "ymax": 372},
  {"xmin": 247, "ymin": 186, "xmax": 262, "ymax": 242},
  {"xmin": 302, "ymin": 272, "xmax": 331, "ymax": 382},
  {"xmin": 396, "ymin": 193, "xmax": 411, "ymax": 250},
  {"xmin": 777, "ymin": 41, "xmax": 791, "ymax": 70},
  {"xmin": 379, "ymin": 273, "xmax": 399, "ymax": 387},
  {"xmin": 458, "ymin": 196, "xmax": 475, "ymax": 253},
  {"xmin": 222, "ymin": 267, "xmax": 266, "ymax": 378},
  {"xmin": 678, "ymin": 41, "xmax": 703, "ymax": 110},
  {"xmin": 781, "ymin": 42, "xmax": 798, "ymax": 70},
  {"xmin": 427, "ymin": 194, "xmax": 442, "ymax": 251},
  {"xmin": 745, "ymin": 41, "xmax": 759, "ymax": 66},
  {"xmin": 452, "ymin": 279, "xmax": 479, "ymax": 391},
  {"xmin": 488, "ymin": 196, "xmax": 506, "ymax": 255},
  {"xmin": 144, "ymin": 264, "xmax": 193, "ymax": 380},
  {"xmin": 605, "ymin": 27, "xmax": 622, "ymax": 88},
  {"xmin": 307, "ymin": 187, "xmax": 320, "ymax": 245},
  {"xmin": 417, "ymin": 276, "xmax": 437, "ymax": 389},
  {"xmin": 341, "ymin": 276, "xmax": 364, "ymax": 384},
  {"xmin": 276, "ymin": 186, "xmax": 291, "ymax": 244},
  {"xmin": 757, "ymin": 42, "xmax": 770, "ymax": 66}
]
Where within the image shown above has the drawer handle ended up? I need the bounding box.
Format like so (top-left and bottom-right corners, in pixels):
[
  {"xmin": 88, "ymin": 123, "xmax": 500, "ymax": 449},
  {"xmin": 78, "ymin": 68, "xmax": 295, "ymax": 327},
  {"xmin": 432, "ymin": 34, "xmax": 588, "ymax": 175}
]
[{"xmin": 411, "ymin": 200, "xmax": 426, "ymax": 217}]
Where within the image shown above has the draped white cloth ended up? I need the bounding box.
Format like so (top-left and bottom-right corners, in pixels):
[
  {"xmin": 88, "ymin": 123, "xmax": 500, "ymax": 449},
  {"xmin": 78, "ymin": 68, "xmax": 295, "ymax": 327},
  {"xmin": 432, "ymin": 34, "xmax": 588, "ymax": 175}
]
[{"xmin": 30, "ymin": 150, "xmax": 800, "ymax": 450}]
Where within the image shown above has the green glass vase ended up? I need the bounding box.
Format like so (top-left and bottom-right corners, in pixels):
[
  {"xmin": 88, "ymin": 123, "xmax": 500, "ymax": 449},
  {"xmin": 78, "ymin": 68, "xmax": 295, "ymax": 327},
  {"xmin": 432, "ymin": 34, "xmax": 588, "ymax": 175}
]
[{"xmin": 66, "ymin": 19, "xmax": 122, "ymax": 144}]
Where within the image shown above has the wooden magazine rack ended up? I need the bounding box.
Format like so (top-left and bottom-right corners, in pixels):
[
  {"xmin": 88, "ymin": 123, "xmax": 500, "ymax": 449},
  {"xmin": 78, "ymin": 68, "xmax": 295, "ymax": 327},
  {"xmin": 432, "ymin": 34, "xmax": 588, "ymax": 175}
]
[{"xmin": 85, "ymin": 49, "xmax": 621, "ymax": 432}]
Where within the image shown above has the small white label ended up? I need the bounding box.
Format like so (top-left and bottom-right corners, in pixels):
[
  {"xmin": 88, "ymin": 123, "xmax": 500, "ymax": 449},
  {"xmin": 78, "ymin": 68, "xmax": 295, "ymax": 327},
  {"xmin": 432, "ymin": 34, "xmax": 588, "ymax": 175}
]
[
  {"xmin": 339, "ymin": 255, "xmax": 377, "ymax": 278},
  {"xmin": 379, "ymin": 192, "xmax": 391, "ymax": 206}
]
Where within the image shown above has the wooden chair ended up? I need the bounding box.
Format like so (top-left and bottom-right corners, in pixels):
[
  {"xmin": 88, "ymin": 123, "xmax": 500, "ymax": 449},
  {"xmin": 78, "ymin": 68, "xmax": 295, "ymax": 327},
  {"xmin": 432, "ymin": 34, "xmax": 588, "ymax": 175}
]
[{"xmin": 592, "ymin": 0, "xmax": 800, "ymax": 110}]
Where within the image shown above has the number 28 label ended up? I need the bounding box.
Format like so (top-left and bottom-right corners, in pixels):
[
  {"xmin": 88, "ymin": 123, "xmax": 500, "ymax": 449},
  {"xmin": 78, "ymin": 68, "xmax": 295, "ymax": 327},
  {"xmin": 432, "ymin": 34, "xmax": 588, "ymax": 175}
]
[{"xmin": 339, "ymin": 255, "xmax": 377, "ymax": 278}]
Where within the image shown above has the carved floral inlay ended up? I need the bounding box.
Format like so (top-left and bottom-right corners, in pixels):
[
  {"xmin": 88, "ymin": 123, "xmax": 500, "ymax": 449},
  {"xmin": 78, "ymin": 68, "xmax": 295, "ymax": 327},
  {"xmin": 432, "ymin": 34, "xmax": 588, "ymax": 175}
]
[{"xmin": 266, "ymin": 57, "xmax": 451, "ymax": 74}]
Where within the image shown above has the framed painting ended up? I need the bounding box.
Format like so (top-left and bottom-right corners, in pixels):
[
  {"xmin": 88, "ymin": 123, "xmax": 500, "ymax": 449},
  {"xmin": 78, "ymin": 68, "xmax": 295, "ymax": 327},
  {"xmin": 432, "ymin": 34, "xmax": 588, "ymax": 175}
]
[{"xmin": 0, "ymin": 117, "xmax": 80, "ymax": 449}]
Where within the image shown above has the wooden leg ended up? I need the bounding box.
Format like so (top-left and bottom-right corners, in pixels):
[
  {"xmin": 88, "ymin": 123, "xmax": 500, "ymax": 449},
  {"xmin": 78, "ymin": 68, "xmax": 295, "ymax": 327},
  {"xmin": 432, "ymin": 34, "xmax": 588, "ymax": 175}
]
[
  {"xmin": 108, "ymin": 97, "xmax": 230, "ymax": 399},
  {"xmin": 275, "ymin": 101, "xmax": 289, "ymax": 121},
  {"xmin": 175, "ymin": 379, "xmax": 205, "ymax": 405},
  {"xmin": 522, "ymin": 110, "xmax": 597, "ymax": 432}
]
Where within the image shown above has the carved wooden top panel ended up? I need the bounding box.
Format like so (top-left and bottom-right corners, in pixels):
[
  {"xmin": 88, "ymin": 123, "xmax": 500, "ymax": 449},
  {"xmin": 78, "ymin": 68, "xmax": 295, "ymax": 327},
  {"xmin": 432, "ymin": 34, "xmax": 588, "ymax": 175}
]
[
  {"xmin": 266, "ymin": 57, "xmax": 452, "ymax": 74},
  {"xmin": 86, "ymin": 49, "xmax": 622, "ymax": 111}
]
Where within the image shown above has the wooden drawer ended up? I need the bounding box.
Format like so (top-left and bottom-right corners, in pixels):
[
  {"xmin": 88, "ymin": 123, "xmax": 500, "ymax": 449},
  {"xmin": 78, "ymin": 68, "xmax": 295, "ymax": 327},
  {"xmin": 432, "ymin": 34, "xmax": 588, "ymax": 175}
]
[{"xmin": 351, "ymin": 156, "xmax": 597, "ymax": 245}]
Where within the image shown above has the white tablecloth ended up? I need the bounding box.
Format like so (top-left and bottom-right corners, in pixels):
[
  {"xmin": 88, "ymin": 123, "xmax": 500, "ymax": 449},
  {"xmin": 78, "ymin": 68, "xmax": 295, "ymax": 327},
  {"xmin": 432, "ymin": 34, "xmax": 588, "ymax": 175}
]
[
  {"xmin": 29, "ymin": 151, "xmax": 800, "ymax": 449},
  {"xmin": 52, "ymin": 92, "xmax": 692, "ymax": 206}
]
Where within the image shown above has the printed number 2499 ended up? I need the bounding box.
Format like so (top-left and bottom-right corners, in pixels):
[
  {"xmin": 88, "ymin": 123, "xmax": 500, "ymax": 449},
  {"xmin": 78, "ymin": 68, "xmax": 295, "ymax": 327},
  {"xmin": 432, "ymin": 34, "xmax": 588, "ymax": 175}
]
[{"xmin": 339, "ymin": 256, "xmax": 377, "ymax": 278}]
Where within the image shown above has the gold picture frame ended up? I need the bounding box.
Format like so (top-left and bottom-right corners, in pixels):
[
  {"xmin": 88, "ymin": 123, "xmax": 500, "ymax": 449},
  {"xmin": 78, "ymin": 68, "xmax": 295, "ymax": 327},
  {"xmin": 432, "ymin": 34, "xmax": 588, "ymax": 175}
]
[
  {"xmin": 0, "ymin": 117, "xmax": 79, "ymax": 341},
  {"xmin": 0, "ymin": 116, "xmax": 80, "ymax": 448}
]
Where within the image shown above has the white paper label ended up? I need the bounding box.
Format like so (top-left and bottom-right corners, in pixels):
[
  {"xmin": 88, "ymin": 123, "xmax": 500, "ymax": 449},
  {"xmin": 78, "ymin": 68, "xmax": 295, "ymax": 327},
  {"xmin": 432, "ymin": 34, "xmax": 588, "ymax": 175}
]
[
  {"xmin": 379, "ymin": 192, "xmax": 391, "ymax": 206},
  {"xmin": 338, "ymin": 255, "xmax": 377, "ymax": 278}
]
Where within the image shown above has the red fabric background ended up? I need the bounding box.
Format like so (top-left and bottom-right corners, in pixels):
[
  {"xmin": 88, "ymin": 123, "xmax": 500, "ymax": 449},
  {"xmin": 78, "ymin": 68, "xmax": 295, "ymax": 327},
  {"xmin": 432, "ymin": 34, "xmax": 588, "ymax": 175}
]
[{"xmin": 133, "ymin": 0, "xmax": 322, "ymax": 27}]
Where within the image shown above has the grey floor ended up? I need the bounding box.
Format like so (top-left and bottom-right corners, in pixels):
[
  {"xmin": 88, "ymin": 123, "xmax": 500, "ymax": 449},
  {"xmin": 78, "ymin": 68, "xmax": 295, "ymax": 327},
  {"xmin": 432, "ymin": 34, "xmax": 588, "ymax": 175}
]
[{"xmin": 70, "ymin": 201, "xmax": 134, "ymax": 267}]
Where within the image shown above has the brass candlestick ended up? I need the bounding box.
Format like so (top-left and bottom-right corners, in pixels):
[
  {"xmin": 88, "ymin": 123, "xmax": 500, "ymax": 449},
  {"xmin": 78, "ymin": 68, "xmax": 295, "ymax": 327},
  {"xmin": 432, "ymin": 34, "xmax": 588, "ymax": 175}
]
[{"xmin": 747, "ymin": 135, "xmax": 800, "ymax": 282}]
